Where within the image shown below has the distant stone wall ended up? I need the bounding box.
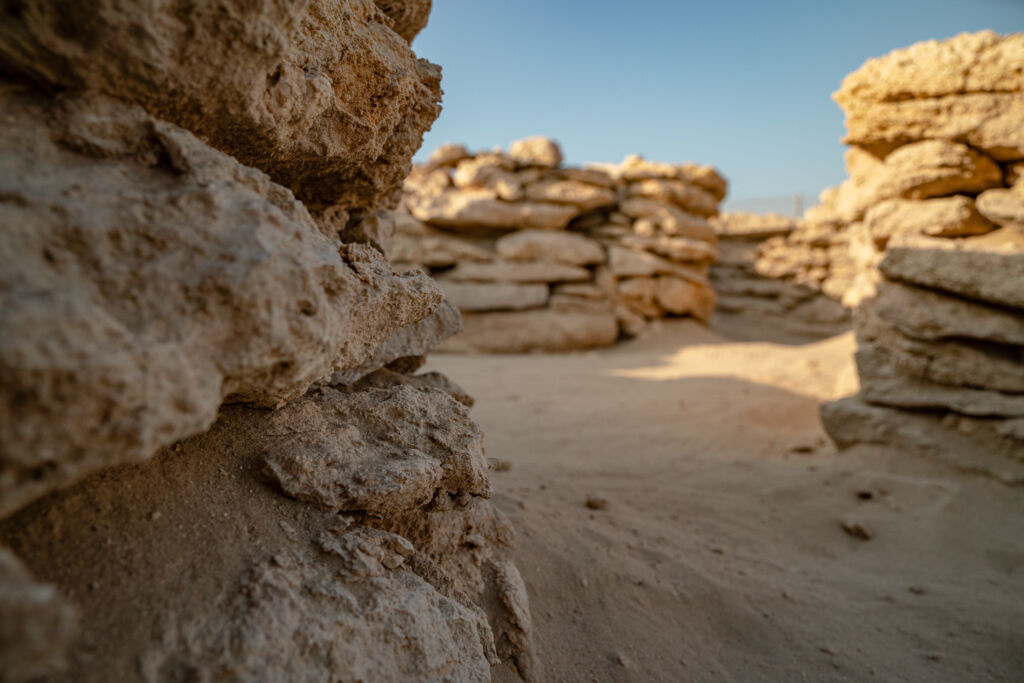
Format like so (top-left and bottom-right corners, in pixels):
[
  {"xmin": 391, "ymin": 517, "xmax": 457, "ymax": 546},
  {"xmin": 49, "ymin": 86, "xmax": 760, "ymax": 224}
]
[
  {"xmin": 390, "ymin": 137, "xmax": 727, "ymax": 352},
  {"xmin": 813, "ymin": 31, "xmax": 1024, "ymax": 477},
  {"xmin": 755, "ymin": 31, "xmax": 1023, "ymax": 309}
]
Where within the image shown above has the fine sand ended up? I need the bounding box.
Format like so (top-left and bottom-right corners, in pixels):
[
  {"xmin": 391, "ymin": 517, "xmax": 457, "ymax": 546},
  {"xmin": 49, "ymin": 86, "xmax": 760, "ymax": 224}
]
[{"xmin": 428, "ymin": 319, "xmax": 1024, "ymax": 682}]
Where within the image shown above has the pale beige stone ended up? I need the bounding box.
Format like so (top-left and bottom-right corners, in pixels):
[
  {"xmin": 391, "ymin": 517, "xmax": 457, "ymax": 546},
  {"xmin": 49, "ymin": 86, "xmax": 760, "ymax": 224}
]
[
  {"xmin": 561, "ymin": 167, "xmax": 616, "ymax": 188},
  {"xmin": 870, "ymin": 280, "xmax": 1024, "ymax": 345},
  {"xmin": 508, "ymin": 136, "xmax": 563, "ymax": 168},
  {"xmin": 439, "ymin": 280, "xmax": 549, "ymax": 312},
  {"xmin": 976, "ymin": 187, "xmax": 1024, "ymax": 227},
  {"xmin": 427, "ymin": 143, "xmax": 472, "ymax": 168},
  {"xmin": 711, "ymin": 212, "xmax": 797, "ymax": 239},
  {"xmin": 553, "ymin": 283, "xmax": 606, "ymax": 299},
  {"xmin": 407, "ymin": 189, "xmax": 580, "ymax": 231},
  {"xmin": 654, "ymin": 277, "xmax": 716, "ymax": 322},
  {"xmin": 453, "ymin": 156, "xmax": 523, "ymax": 201},
  {"xmin": 392, "ymin": 231, "xmax": 492, "ymax": 267},
  {"xmin": 445, "ymin": 260, "xmax": 591, "ymax": 283},
  {"xmin": 618, "ymin": 197, "xmax": 716, "ymax": 242},
  {"xmin": 440, "ymin": 310, "xmax": 619, "ymax": 353},
  {"xmin": 495, "ymin": 230, "xmax": 605, "ymax": 265},
  {"xmin": 619, "ymin": 234, "xmax": 717, "ymax": 264},
  {"xmin": 524, "ymin": 180, "xmax": 616, "ymax": 210},
  {"xmin": 404, "ymin": 165, "xmax": 453, "ymax": 196},
  {"xmin": 863, "ymin": 196, "xmax": 997, "ymax": 246},
  {"xmin": 627, "ymin": 179, "xmax": 719, "ymax": 216},
  {"xmin": 607, "ymin": 246, "xmax": 708, "ymax": 283},
  {"xmin": 881, "ymin": 230, "xmax": 1024, "ymax": 308}
]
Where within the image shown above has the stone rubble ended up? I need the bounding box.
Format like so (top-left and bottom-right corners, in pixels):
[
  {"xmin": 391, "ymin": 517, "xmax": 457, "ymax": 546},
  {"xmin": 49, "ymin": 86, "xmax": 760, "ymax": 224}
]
[
  {"xmin": 0, "ymin": 1, "xmax": 536, "ymax": 680},
  {"xmin": 394, "ymin": 142, "xmax": 727, "ymax": 352}
]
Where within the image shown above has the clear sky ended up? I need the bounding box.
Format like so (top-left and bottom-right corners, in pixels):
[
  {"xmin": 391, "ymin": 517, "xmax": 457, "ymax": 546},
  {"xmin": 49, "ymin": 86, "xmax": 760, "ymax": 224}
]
[{"xmin": 411, "ymin": 0, "xmax": 1024, "ymax": 212}]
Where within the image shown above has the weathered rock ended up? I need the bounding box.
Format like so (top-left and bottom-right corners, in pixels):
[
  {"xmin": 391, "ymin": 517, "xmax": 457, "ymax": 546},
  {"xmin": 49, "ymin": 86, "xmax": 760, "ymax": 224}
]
[
  {"xmin": 0, "ymin": 547, "xmax": 77, "ymax": 681},
  {"xmin": 373, "ymin": 0, "xmax": 433, "ymax": 42},
  {"xmin": 880, "ymin": 230, "xmax": 1024, "ymax": 308},
  {"xmin": 524, "ymin": 180, "xmax": 616, "ymax": 211},
  {"xmin": 440, "ymin": 310, "xmax": 619, "ymax": 353},
  {"xmin": 496, "ymin": 230, "xmax": 606, "ymax": 266},
  {"xmin": 619, "ymin": 197, "xmax": 717, "ymax": 242},
  {"xmin": 976, "ymin": 187, "xmax": 1024, "ymax": 227},
  {"xmin": 0, "ymin": 381, "xmax": 534, "ymax": 680},
  {"xmin": 407, "ymin": 189, "xmax": 581, "ymax": 231},
  {"xmin": 836, "ymin": 31, "xmax": 1024, "ymax": 160},
  {"xmin": 330, "ymin": 300, "xmax": 462, "ymax": 386},
  {"xmin": 548, "ymin": 293, "xmax": 614, "ymax": 314},
  {"xmin": 856, "ymin": 310, "xmax": 1024, "ymax": 393},
  {"xmin": 392, "ymin": 231, "xmax": 494, "ymax": 268},
  {"xmin": 821, "ymin": 397, "xmax": 1024, "ymax": 483},
  {"xmin": 508, "ymin": 136, "xmax": 563, "ymax": 168},
  {"xmin": 607, "ymin": 246, "xmax": 707, "ymax": 283},
  {"xmin": 427, "ymin": 142, "xmax": 472, "ymax": 167},
  {"xmin": 439, "ymin": 281, "xmax": 550, "ymax": 312},
  {"xmin": 0, "ymin": 0, "xmax": 443, "ymax": 211},
  {"xmin": 445, "ymin": 260, "xmax": 592, "ymax": 284},
  {"xmin": 0, "ymin": 87, "xmax": 442, "ymax": 518},
  {"xmin": 654, "ymin": 278, "xmax": 716, "ymax": 321},
  {"xmin": 870, "ymin": 280, "xmax": 1024, "ymax": 345},
  {"xmin": 619, "ymin": 234, "xmax": 717, "ymax": 264},
  {"xmin": 602, "ymin": 155, "xmax": 727, "ymax": 202},
  {"xmin": 711, "ymin": 212, "xmax": 797, "ymax": 239},
  {"xmin": 863, "ymin": 196, "xmax": 997, "ymax": 245},
  {"xmin": 627, "ymin": 179, "xmax": 719, "ymax": 216},
  {"xmin": 453, "ymin": 157, "xmax": 524, "ymax": 201}
]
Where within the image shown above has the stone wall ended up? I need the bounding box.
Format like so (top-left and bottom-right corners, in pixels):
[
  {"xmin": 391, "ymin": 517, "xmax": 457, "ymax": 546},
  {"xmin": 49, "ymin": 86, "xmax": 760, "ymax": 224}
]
[
  {"xmin": 813, "ymin": 31, "xmax": 1024, "ymax": 480},
  {"xmin": 390, "ymin": 139, "xmax": 726, "ymax": 352},
  {"xmin": 0, "ymin": 1, "xmax": 536, "ymax": 680},
  {"xmin": 755, "ymin": 31, "xmax": 1023, "ymax": 309}
]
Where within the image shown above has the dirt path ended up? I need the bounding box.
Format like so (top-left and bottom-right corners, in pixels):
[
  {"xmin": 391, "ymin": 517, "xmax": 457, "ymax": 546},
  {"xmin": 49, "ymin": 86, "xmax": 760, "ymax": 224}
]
[{"xmin": 427, "ymin": 320, "xmax": 1024, "ymax": 682}]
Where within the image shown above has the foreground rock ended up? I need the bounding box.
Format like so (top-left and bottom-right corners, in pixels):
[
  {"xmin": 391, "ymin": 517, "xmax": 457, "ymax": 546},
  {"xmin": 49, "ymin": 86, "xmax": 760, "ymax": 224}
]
[
  {"xmin": 0, "ymin": 1, "xmax": 535, "ymax": 680},
  {"xmin": 394, "ymin": 139, "xmax": 727, "ymax": 351}
]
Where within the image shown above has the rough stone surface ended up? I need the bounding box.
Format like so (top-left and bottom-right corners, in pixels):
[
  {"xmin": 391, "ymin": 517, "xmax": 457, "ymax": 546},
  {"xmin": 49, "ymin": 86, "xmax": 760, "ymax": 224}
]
[
  {"xmin": 408, "ymin": 189, "xmax": 582, "ymax": 231},
  {"xmin": 439, "ymin": 281, "xmax": 550, "ymax": 312},
  {"xmin": 445, "ymin": 261, "xmax": 592, "ymax": 284},
  {"xmin": 0, "ymin": 0, "xmax": 443, "ymax": 212},
  {"xmin": 880, "ymin": 230, "xmax": 1024, "ymax": 308},
  {"xmin": 976, "ymin": 187, "xmax": 1024, "ymax": 227},
  {"xmin": 1, "ymin": 380, "xmax": 535, "ymax": 681},
  {"xmin": 870, "ymin": 280, "xmax": 1024, "ymax": 345},
  {"xmin": 863, "ymin": 196, "xmax": 997, "ymax": 245},
  {"xmin": 654, "ymin": 277, "xmax": 717, "ymax": 322},
  {"xmin": 0, "ymin": 87, "xmax": 442, "ymax": 519},
  {"xmin": 496, "ymin": 230, "xmax": 606, "ymax": 266},
  {"xmin": 711, "ymin": 212, "xmax": 797, "ymax": 239},
  {"xmin": 439, "ymin": 310, "xmax": 619, "ymax": 353},
  {"xmin": 508, "ymin": 136, "xmax": 564, "ymax": 168},
  {"xmin": 373, "ymin": 0, "xmax": 433, "ymax": 42},
  {"xmin": 836, "ymin": 31, "xmax": 1024, "ymax": 160}
]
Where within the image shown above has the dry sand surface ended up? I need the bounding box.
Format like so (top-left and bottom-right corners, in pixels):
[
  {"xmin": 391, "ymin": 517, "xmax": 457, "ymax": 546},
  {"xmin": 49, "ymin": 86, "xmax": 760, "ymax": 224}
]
[{"xmin": 428, "ymin": 319, "xmax": 1024, "ymax": 682}]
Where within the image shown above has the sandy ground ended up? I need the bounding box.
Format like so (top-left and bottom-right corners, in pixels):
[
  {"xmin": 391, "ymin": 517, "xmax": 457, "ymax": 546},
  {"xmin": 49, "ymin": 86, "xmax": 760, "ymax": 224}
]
[{"xmin": 428, "ymin": 319, "xmax": 1024, "ymax": 682}]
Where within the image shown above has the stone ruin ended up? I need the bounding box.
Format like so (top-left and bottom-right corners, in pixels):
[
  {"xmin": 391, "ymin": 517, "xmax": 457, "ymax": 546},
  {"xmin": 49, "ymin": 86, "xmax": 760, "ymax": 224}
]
[
  {"xmin": 755, "ymin": 31, "xmax": 1023, "ymax": 309},
  {"xmin": 799, "ymin": 31, "xmax": 1024, "ymax": 480},
  {"xmin": 0, "ymin": 1, "xmax": 537, "ymax": 680},
  {"xmin": 389, "ymin": 140, "xmax": 727, "ymax": 352}
]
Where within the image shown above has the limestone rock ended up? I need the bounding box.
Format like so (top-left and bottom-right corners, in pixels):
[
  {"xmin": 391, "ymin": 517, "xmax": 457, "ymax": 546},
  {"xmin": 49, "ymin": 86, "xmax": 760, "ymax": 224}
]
[
  {"xmin": 605, "ymin": 155, "xmax": 727, "ymax": 201},
  {"xmin": 863, "ymin": 197, "xmax": 997, "ymax": 245},
  {"xmin": 976, "ymin": 187, "xmax": 1024, "ymax": 228},
  {"xmin": 329, "ymin": 300, "xmax": 462, "ymax": 386},
  {"xmin": 855, "ymin": 310, "xmax": 1024, "ymax": 393},
  {"xmin": 508, "ymin": 136, "xmax": 563, "ymax": 168},
  {"xmin": 445, "ymin": 260, "xmax": 592, "ymax": 284},
  {"xmin": 654, "ymin": 278, "xmax": 717, "ymax": 321},
  {"xmin": 440, "ymin": 310, "xmax": 619, "ymax": 353},
  {"xmin": 439, "ymin": 281, "xmax": 550, "ymax": 312},
  {"xmin": 453, "ymin": 157, "xmax": 524, "ymax": 201},
  {"xmin": 0, "ymin": 547, "xmax": 77, "ymax": 681},
  {"xmin": 392, "ymin": 231, "xmax": 494, "ymax": 268},
  {"xmin": 373, "ymin": 0, "xmax": 433, "ymax": 42},
  {"xmin": 427, "ymin": 142, "xmax": 472, "ymax": 167},
  {"xmin": 0, "ymin": 0, "xmax": 443, "ymax": 211},
  {"xmin": 407, "ymin": 189, "xmax": 581, "ymax": 231},
  {"xmin": 619, "ymin": 234, "xmax": 718, "ymax": 264},
  {"xmin": 711, "ymin": 212, "xmax": 797, "ymax": 239},
  {"xmin": 619, "ymin": 197, "xmax": 716, "ymax": 242},
  {"xmin": 880, "ymin": 230, "xmax": 1024, "ymax": 308},
  {"xmin": 607, "ymin": 246, "xmax": 708, "ymax": 283},
  {"xmin": 627, "ymin": 178, "xmax": 719, "ymax": 216},
  {"xmin": 524, "ymin": 180, "xmax": 616, "ymax": 211},
  {"xmin": 870, "ymin": 280, "xmax": 1024, "ymax": 345},
  {"xmin": 0, "ymin": 88, "xmax": 442, "ymax": 518},
  {"xmin": 836, "ymin": 31, "xmax": 1024, "ymax": 159},
  {"xmin": 496, "ymin": 230, "xmax": 606, "ymax": 266}
]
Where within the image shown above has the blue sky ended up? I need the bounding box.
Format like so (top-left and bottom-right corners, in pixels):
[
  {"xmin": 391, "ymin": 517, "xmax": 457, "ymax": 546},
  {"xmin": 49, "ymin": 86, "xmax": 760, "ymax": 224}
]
[{"xmin": 411, "ymin": 0, "xmax": 1024, "ymax": 212}]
